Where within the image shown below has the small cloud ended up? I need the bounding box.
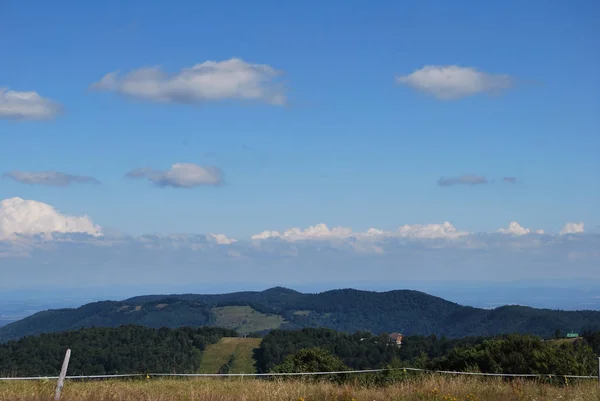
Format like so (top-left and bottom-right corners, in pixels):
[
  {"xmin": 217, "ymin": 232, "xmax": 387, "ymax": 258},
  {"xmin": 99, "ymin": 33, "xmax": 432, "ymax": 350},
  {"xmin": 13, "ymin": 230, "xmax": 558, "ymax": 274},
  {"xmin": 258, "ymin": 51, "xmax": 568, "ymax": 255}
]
[
  {"xmin": 207, "ymin": 233, "xmax": 237, "ymax": 245},
  {"xmin": 126, "ymin": 163, "xmax": 222, "ymax": 188},
  {"xmin": 438, "ymin": 175, "xmax": 488, "ymax": 186},
  {"xmin": 251, "ymin": 224, "xmax": 353, "ymax": 241},
  {"xmin": 90, "ymin": 58, "xmax": 286, "ymax": 106},
  {"xmin": 498, "ymin": 222, "xmax": 531, "ymax": 236},
  {"xmin": 3, "ymin": 171, "xmax": 99, "ymax": 187},
  {"xmin": 0, "ymin": 197, "xmax": 102, "ymax": 240},
  {"xmin": 561, "ymin": 222, "xmax": 585, "ymax": 235},
  {"xmin": 251, "ymin": 222, "xmax": 468, "ymax": 241},
  {"xmin": 0, "ymin": 88, "xmax": 62, "ymax": 120},
  {"xmin": 396, "ymin": 65, "xmax": 514, "ymax": 100},
  {"xmin": 503, "ymin": 177, "xmax": 517, "ymax": 183},
  {"xmin": 395, "ymin": 222, "xmax": 467, "ymax": 239}
]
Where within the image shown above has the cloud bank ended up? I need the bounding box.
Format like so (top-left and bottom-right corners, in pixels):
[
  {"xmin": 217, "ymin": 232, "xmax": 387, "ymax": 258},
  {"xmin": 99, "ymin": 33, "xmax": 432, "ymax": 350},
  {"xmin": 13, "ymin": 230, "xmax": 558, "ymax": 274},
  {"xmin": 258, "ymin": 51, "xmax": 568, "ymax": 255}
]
[
  {"xmin": 0, "ymin": 197, "xmax": 596, "ymax": 288},
  {"xmin": 3, "ymin": 171, "xmax": 99, "ymax": 187},
  {"xmin": 396, "ymin": 66, "xmax": 514, "ymax": 100},
  {"xmin": 126, "ymin": 163, "xmax": 222, "ymax": 188},
  {"xmin": 91, "ymin": 58, "xmax": 285, "ymax": 106},
  {"xmin": 0, "ymin": 89, "xmax": 61, "ymax": 120}
]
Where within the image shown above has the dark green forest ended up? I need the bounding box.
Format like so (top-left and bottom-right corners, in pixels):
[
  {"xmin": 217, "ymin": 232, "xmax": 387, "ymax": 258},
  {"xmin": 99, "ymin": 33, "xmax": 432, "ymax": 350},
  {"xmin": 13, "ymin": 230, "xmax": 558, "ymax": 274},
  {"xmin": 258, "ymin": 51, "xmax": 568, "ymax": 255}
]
[
  {"xmin": 3, "ymin": 287, "xmax": 600, "ymax": 342},
  {"xmin": 261, "ymin": 328, "xmax": 599, "ymax": 378},
  {"xmin": 0, "ymin": 326, "xmax": 235, "ymax": 376},
  {"xmin": 2, "ymin": 325, "xmax": 599, "ymax": 378},
  {"xmin": 256, "ymin": 328, "xmax": 495, "ymax": 372}
]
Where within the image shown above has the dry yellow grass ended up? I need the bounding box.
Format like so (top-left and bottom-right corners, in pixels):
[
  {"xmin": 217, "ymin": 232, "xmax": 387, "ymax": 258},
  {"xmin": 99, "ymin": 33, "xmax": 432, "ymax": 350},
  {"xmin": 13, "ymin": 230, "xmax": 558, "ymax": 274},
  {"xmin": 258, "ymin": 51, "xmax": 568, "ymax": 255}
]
[{"xmin": 1, "ymin": 376, "xmax": 599, "ymax": 401}]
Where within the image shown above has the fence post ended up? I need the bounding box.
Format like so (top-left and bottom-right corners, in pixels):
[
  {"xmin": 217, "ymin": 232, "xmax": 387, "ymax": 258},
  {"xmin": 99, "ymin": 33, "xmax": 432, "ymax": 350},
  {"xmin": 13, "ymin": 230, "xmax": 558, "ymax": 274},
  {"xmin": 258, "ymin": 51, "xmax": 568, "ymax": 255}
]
[{"xmin": 54, "ymin": 349, "xmax": 71, "ymax": 401}]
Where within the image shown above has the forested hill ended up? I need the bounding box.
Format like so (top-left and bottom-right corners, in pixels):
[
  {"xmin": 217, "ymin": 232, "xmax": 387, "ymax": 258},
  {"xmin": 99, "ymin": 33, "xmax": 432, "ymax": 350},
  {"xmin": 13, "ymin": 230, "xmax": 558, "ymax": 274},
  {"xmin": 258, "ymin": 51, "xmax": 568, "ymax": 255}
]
[{"xmin": 2, "ymin": 287, "xmax": 600, "ymax": 343}]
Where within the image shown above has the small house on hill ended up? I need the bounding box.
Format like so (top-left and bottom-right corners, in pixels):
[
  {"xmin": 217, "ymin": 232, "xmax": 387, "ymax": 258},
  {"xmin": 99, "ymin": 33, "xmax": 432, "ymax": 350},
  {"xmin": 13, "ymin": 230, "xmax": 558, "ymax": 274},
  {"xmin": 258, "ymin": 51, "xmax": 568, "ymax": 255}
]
[
  {"xmin": 566, "ymin": 332, "xmax": 579, "ymax": 339},
  {"xmin": 388, "ymin": 332, "xmax": 403, "ymax": 347}
]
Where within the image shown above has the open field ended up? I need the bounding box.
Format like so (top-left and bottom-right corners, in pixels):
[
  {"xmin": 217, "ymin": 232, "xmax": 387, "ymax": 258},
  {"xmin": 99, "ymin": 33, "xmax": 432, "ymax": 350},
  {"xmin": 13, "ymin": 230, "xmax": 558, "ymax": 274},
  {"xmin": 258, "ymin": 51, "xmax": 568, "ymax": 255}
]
[
  {"xmin": 199, "ymin": 337, "xmax": 261, "ymax": 374},
  {"xmin": 229, "ymin": 338, "xmax": 262, "ymax": 373},
  {"xmin": 1, "ymin": 376, "xmax": 598, "ymax": 401},
  {"xmin": 211, "ymin": 306, "xmax": 285, "ymax": 334}
]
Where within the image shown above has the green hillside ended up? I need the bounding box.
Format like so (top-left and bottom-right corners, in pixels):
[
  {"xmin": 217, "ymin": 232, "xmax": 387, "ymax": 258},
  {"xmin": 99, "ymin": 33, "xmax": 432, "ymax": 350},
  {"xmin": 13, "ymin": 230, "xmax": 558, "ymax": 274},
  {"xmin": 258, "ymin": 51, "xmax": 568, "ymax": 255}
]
[
  {"xmin": 2, "ymin": 287, "xmax": 600, "ymax": 343},
  {"xmin": 199, "ymin": 337, "xmax": 261, "ymax": 373},
  {"xmin": 212, "ymin": 306, "xmax": 284, "ymax": 334}
]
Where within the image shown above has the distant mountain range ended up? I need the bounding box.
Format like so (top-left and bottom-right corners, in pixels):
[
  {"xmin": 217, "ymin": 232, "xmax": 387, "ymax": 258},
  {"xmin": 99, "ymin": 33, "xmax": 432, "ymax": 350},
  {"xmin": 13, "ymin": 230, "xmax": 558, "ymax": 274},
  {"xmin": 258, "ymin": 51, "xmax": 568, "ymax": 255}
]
[{"xmin": 2, "ymin": 287, "xmax": 600, "ymax": 343}]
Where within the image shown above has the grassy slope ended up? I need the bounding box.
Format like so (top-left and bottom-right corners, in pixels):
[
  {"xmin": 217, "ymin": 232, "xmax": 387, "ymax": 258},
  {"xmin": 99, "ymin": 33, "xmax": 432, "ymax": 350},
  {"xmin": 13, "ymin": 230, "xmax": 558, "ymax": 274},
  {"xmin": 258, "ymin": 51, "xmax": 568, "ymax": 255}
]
[
  {"xmin": 199, "ymin": 337, "xmax": 262, "ymax": 374},
  {"xmin": 229, "ymin": 338, "xmax": 262, "ymax": 374},
  {"xmin": 212, "ymin": 306, "xmax": 284, "ymax": 334},
  {"xmin": 1, "ymin": 376, "xmax": 598, "ymax": 401}
]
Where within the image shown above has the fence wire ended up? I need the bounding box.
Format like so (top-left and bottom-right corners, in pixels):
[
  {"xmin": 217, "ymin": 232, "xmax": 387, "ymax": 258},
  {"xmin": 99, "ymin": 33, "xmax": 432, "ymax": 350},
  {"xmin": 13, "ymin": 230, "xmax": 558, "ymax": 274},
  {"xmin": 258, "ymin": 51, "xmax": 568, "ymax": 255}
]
[{"xmin": 1, "ymin": 367, "xmax": 598, "ymax": 381}]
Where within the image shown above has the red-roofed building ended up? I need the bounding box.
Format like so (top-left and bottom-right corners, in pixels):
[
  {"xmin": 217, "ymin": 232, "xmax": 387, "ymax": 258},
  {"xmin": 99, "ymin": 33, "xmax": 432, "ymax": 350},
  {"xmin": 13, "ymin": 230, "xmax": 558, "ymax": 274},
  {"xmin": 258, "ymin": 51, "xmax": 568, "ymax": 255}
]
[{"xmin": 388, "ymin": 332, "xmax": 403, "ymax": 347}]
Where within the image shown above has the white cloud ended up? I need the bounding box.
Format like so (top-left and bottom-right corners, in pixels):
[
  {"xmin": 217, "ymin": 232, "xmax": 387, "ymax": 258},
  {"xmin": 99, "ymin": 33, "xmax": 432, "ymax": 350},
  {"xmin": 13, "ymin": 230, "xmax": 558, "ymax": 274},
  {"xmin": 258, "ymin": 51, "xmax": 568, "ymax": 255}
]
[
  {"xmin": 395, "ymin": 222, "xmax": 467, "ymax": 239},
  {"xmin": 251, "ymin": 224, "xmax": 353, "ymax": 241},
  {"xmin": 251, "ymin": 222, "xmax": 467, "ymax": 241},
  {"xmin": 3, "ymin": 171, "xmax": 99, "ymax": 187},
  {"xmin": 561, "ymin": 222, "xmax": 585, "ymax": 235},
  {"xmin": 497, "ymin": 222, "xmax": 544, "ymax": 236},
  {"xmin": 126, "ymin": 163, "xmax": 222, "ymax": 188},
  {"xmin": 396, "ymin": 65, "xmax": 514, "ymax": 100},
  {"xmin": 0, "ymin": 197, "xmax": 102, "ymax": 240},
  {"xmin": 91, "ymin": 58, "xmax": 285, "ymax": 106},
  {"xmin": 208, "ymin": 233, "xmax": 237, "ymax": 245},
  {"xmin": 0, "ymin": 89, "xmax": 62, "ymax": 120},
  {"xmin": 498, "ymin": 222, "xmax": 531, "ymax": 236}
]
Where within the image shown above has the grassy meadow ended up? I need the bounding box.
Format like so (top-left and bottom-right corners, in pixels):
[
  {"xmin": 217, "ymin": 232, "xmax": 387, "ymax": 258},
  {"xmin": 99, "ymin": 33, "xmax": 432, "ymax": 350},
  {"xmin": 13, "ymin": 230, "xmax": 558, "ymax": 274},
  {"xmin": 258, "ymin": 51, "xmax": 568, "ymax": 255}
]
[
  {"xmin": 1, "ymin": 376, "xmax": 598, "ymax": 401},
  {"xmin": 212, "ymin": 306, "xmax": 285, "ymax": 334},
  {"xmin": 199, "ymin": 337, "xmax": 262, "ymax": 374}
]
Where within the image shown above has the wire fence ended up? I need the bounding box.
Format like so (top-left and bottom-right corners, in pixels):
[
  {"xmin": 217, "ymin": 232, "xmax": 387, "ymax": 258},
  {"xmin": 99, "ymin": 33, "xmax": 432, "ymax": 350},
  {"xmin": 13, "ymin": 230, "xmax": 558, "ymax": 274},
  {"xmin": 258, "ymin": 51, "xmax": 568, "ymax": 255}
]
[{"xmin": 1, "ymin": 367, "xmax": 598, "ymax": 381}]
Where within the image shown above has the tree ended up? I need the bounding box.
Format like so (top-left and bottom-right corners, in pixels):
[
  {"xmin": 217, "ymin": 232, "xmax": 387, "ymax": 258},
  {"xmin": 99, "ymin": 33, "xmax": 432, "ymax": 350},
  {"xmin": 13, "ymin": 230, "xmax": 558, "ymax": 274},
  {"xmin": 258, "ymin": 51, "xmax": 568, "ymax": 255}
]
[{"xmin": 272, "ymin": 348, "xmax": 349, "ymax": 383}]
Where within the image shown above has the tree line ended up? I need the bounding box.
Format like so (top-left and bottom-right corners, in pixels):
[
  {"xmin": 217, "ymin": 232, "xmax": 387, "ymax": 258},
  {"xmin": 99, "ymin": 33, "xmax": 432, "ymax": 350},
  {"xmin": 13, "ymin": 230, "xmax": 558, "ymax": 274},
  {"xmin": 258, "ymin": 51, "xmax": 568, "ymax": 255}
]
[
  {"xmin": 1, "ymin": 325, "xmax": 599, "ymax": 378},
  {"xmin": 259, "ymin": 328, "xmax": 599, "ymax": 378},
  {"xmin": 0, "ymin": 325, "xmax": 235, "ymax": 377}
]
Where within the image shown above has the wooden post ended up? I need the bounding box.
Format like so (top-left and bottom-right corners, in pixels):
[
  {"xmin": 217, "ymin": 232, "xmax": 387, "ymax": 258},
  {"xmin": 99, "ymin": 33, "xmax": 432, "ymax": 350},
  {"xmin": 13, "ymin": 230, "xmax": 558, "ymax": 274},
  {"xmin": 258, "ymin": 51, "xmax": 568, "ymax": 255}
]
[{"xmin": 54, "ymin": 349, "xmax": 71, "ymax": 401}]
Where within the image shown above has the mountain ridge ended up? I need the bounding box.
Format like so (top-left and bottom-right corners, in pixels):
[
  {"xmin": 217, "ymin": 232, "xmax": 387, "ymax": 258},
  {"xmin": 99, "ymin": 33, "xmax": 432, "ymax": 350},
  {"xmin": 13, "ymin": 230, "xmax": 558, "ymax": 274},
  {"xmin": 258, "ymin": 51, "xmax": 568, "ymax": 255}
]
[{"xmin": 1, "ymin": 287, "xmax": 599, "ymax": 343}]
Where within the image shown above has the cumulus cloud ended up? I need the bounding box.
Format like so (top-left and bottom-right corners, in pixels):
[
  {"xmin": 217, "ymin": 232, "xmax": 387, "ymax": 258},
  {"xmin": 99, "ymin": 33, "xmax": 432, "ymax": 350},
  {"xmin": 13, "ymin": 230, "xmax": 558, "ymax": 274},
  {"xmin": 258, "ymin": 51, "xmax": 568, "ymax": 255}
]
[
  {"xmin": 251, "ymin": 222, "xmax": 467, "ymax": 241},
  {"xmin": 396, "ymin": 65, "xmax": 514, "ymax": 100},
  {"xmin": 0, "ymin": 197, "xmax": 102, "ymax": 240},
  {"xmin": 0, "ymin": 89, "xmax": 62, "ymax": 120},
  {"xmin": 3, "ymin": 171, "xmax": 99, "ymax": 187},
  {"xmin": 438, "ymin": 175, "xmax": 488, "ymax": 186},
  {"xmin": 252, "ymin": 224, "xmax": 354, "ymax": 241},
  {"xmin": 499, "ymin": 222, "xmax": 532, "ymax": 236},
  {"xmin": 208, "ymin": 233, "xmax": 237, "ymax": 245},
  {"xmin": 126, "ymin": 163, "xmax": 222, "ymax": 188},
  {"xmin": 91, "ymin": 58, "xmax": 285, "ymax": 106},
  {"xmin": 561, "ymin": 222, "xmax": 585, "ymax": 235},
  {"xmin": 395, "ymin": 222, "xmax": 467, "ymax": 239}
]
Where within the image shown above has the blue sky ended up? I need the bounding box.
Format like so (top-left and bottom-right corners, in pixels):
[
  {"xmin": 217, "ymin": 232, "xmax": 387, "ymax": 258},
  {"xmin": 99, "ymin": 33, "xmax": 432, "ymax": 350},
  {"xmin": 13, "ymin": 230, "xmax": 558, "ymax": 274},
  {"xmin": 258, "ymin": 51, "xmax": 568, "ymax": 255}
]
[{"xmin": 0, "ymin": 1, "xmax": 599, "ymax": 291}]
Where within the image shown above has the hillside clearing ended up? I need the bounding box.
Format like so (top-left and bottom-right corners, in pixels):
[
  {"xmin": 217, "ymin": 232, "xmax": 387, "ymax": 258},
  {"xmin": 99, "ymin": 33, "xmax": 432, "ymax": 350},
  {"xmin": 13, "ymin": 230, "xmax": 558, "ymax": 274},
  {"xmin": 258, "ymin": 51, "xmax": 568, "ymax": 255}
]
[
  {"xmin": 199, "ymin": 337, "xmax": 261, "ymax": 374},
  {"xmin": 211, "ymin": 306, "xmax": 284, "ymax": 334}
]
